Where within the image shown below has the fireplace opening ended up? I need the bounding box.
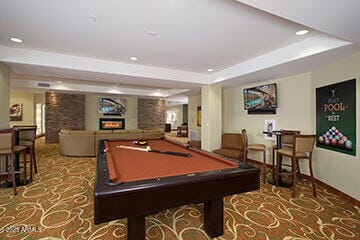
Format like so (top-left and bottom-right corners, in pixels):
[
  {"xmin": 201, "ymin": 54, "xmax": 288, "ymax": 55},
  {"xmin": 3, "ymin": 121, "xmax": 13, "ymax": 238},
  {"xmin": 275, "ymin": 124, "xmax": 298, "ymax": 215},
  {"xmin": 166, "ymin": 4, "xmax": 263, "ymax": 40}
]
[{"xmin": 99, "ymin": 118, "xmax": 125, "ymax": 130}]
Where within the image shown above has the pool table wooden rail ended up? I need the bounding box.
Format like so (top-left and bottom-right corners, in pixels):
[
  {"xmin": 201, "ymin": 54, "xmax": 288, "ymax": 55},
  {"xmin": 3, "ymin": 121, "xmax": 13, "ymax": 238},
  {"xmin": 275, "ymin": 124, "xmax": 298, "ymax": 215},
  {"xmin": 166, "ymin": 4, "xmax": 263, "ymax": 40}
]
[{"xmin": 94, "ymin": 139, "xmax": 260, "ymax": 239}]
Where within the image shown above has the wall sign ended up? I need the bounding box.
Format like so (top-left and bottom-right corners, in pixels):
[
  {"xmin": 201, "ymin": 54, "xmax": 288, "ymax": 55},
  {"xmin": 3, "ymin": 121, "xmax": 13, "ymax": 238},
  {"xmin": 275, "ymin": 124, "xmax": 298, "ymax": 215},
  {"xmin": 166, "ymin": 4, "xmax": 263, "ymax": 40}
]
[{"xmin": 316, "ymin": 79, "xmax": 356, "ymax": 156}]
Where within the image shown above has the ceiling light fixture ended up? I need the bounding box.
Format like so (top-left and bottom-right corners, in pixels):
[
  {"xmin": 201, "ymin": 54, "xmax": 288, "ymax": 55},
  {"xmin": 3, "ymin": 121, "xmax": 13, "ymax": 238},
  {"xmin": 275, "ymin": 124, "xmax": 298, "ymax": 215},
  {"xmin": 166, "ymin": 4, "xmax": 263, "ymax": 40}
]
[
  {"xmin": 207, "ymin": 68, "xmax": 214, "ymax": 72},
  {"xmin": 130, "ymin": 57, "xmax": 138, "ymax": 61},
  {"xmin": 295, "ymin": 29, "xmax": 309, "ymax": 36},
  {"xmin": 57, "ymin": 80, "xmax": 62, "ymax": 84},
  {"xmin": 10, "ymin": 37, "xmax": 23, "ymax": 43},
  {"xmin": 89, "ymin": 15, "xmax": 96, "ymax": 22},
  {"xmin": 146, "ymin": 31, "xmax": 157, "ymax": 36}
]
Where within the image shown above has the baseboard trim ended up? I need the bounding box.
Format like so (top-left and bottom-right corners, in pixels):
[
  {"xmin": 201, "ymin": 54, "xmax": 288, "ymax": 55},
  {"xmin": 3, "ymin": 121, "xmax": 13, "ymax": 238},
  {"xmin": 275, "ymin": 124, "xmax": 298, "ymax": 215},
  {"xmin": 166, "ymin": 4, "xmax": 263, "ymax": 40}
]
[{"xmin": 246, "ymin": 158, "xmax": 359, "ymax": 206}]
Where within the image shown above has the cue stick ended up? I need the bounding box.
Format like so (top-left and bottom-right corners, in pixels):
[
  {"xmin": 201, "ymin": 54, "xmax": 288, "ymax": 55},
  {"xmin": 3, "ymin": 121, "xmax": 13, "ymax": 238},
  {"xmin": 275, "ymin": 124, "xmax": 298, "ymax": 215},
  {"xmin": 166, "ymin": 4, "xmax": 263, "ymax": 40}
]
[
  {"xmin": 116, "ymin": 145, "xmax": 192, "ymax": 157},
  {"xmin": 117, "ymin": 145, "xmax": 151, "ymax": 151}
]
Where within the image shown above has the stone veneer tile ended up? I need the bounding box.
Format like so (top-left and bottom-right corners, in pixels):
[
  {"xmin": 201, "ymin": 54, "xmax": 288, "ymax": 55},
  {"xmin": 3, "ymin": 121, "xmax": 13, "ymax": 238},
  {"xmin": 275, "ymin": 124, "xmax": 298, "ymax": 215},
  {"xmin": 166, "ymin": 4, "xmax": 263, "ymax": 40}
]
[
  {"xmin": 45, "ymin": 92, "xmax": 85, "ymax": 143},
  {"xmin": 138, "ymin": 98, "xmax": 165, "ymax": 131}
]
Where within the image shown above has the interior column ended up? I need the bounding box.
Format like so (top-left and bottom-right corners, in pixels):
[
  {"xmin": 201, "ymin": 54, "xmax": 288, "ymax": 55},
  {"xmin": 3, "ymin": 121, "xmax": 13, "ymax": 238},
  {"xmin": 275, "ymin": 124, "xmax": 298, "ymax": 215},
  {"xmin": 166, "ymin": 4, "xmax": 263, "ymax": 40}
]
[
  {"xmin": 0, "ymin": 62, "xmax": 10, "ymax": 129},
  {"xmin": 201, "ymin": 83, "xmax": 222, "ymax": 151}
]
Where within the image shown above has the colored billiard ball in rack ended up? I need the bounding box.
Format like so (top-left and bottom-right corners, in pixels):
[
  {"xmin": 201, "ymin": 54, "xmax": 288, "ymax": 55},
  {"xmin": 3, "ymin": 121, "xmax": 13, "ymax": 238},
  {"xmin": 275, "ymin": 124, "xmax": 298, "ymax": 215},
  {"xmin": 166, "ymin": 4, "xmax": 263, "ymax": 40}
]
[{"xmin": 318, "ymin": 126, "xmax": 352, "ymax": 150}]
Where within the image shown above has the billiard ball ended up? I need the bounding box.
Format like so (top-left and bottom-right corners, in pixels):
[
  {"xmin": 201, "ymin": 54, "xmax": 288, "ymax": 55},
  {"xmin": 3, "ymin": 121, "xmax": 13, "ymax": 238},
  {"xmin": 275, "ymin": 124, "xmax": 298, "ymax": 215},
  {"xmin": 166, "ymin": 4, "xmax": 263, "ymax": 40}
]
[
  {"xmin": 331, "ymin": 126, "xmax": 336, "ymax": 131},
  {"xmin": 341, "ymin": 136, "xmax": 347, "ymax": 141},
  {"xmin": 335, "ymin": 129, "xmax": 339, "ymax": 134},
  {"xmin": 334, "ymin": 136, "xmax": 340, "ymax": 141},
  {"xmin": 318, "ymin": 136, "xmax": 324, "ymax": 144},
  {"xmin": 344, "ymin": 140, "xmax": 352, "ymax": 150},
  {"xmin": 331, "ymin": 138, "xmax": 337, "ymax": 147},
  {"xmin": 324, "ymin": 138, "xmax": 331, "ymax": 145},
  {"xmin": 338, "ymin": 139, "xmax": 345, "ymax": 148},
  {"xmin": 338, "ymin": 133, "xmax": 343, "ymax": 138},
  {"xmin": 328, "ymin": 135, "xmax": 333, "ymax": 140}
]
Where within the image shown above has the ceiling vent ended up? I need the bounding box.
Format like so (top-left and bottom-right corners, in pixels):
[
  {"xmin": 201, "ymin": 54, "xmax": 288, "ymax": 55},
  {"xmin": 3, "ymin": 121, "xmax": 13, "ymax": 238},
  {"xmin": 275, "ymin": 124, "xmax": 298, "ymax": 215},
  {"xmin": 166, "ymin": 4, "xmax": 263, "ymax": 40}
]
[{"xmin": 37, "ymin": 82, "xmax": 51, "ymax": 88}]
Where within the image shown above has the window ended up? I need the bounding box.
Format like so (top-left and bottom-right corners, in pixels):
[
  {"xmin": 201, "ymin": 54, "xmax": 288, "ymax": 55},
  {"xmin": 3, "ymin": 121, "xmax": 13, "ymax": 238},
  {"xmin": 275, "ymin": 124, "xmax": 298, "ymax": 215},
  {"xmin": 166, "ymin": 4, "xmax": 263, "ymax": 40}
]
[{"xmin": 36, "ymin": 103, "xmax": 46, "ymax": 135}]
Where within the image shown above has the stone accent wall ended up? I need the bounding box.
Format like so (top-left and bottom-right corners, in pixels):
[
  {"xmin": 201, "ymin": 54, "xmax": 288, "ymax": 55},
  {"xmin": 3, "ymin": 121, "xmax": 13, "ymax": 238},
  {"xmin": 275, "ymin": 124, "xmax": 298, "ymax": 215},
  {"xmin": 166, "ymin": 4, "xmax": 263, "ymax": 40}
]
[
  {"xmin": 138, "ymin": 98, "xmax": 165, "ymax": 130},
  {"xmin": 45, "ymin": 92, "xmax": 85, "ymax": 143}
]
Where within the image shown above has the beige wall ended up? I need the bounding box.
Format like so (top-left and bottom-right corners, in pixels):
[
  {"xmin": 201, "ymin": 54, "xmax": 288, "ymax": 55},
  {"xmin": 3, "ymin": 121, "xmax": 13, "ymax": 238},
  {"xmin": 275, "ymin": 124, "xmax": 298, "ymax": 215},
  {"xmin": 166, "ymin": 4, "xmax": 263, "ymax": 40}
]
[
  {"xmin": 188, "ymin": 94, "xmax": 201, "ymax": 140},
  {"xmin": 34, "ymin": 93, "xmax": 45, "ymax": 104},
  {"xmin": 166, "ymin": 105, "xmax": 183, "ymax": 128},
  {"xmin": 311, "ymin": 52, "xmax": 360, "ymax": 200},
  {"xmin": 223, "ymin": 53, "xmax": 360, "ymax": 200},
  {"xmin": 85, "ymin": 95, "xmax": 138, "ymax": 130},
  {"xmin": 0, "ymin": 63, "xmax": 10, "ymax": 129},
  {"xmin": 10, "ymin": 90, "xmax": 35, "ymax": 126},
  {"xmin": 223, "ymin": 72, "xmax": 313, "ymax": 161}
]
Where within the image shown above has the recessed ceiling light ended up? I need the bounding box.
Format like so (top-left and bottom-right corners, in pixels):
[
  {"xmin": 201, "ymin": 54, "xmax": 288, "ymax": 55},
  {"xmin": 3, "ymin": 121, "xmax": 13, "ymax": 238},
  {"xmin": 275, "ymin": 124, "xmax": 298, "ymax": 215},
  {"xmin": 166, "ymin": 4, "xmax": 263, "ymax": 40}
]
[
  {"xmin": 89, "ymin": 15, "xmax": 96, "ymax": 22},
  {"xmin": 207, "ymin": 68, "xmax": 214, "ymax": 72},
  {"xmin": 295, "ymin": 29, "xmax": 309, "ymax": 36},
  {"xmin": 10, "ymin": 37, "xmax": 23, "ymax": 43},
  {"xmin": 157, "ymin": 89, "xmax": 161, "ymax": 91},
  {"xmin": 57, "ymin": 80, "xmax": 62, "ymax": 84},
  {"xmin": 130, "ymin": 57, "xmax": 138, "ymax": 61},
  {"xmin": 146, "ymin": 31, "xmax": 157, "ymax": 36}
]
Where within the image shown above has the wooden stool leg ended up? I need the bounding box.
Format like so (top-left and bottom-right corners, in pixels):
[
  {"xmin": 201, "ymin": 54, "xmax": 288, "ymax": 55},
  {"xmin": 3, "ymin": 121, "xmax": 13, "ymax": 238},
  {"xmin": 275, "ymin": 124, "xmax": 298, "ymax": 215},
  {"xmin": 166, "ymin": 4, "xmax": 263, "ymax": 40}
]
[
  {"xmin": 29, "ymin": 147, "xmax": 34, "ymax": 180},
  {"xmin": 272, "ymin": 148, "xmax": 276, "ymax": 180},
  {"xmin": 23, "ymin": 151, "xmax": 27, "ymax": 184},
  {"xmin": 262, "ymin": 150, "xmax": 266, "ymax": 183},
  {"xmin": 308, "ymin": 157, "xmax": 317, "ymax": 197},
  {"xmin": 10, "ymin": 155, "xmax": 17, "ymax": 196},
  {"xmin": 292, "ymin": 157, "xmax": 298, "ymax": 198},
  {"xmin": 275, "ymin": 152, "xmax": 280, "ymax": 187},
  {"xmin": 32, "ymin": 144, "xmax": 38, "ymax": 174}
]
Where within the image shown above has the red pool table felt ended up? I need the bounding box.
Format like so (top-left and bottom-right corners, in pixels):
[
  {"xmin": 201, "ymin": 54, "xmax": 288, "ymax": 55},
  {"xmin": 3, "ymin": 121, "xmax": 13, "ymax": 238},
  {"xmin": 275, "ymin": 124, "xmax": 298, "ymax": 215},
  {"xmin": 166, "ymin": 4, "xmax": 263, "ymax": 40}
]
[{"xmin": 105, "ymin": 139, "xmax": 238, "ymax": 183}]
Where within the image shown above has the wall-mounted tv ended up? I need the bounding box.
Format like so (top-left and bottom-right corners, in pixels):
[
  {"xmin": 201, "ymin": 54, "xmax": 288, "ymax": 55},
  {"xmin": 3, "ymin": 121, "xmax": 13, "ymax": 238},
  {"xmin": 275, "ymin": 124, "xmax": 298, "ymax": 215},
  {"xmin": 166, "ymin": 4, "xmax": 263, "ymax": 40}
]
[
  {"xmin": 98, "ymin": 98, "xmax": 126, "ymax": 115},
  {"xmin": 243, "ymin": 83, "xmax": 277, "ymax": 114}
]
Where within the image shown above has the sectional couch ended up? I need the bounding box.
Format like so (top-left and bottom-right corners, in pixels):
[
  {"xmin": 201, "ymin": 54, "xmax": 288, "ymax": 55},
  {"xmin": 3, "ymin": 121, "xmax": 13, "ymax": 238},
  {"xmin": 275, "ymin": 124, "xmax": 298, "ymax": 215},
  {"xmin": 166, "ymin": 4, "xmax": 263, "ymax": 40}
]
[{"xmin": 59, "ymin": 129, "xmax": 164, "ymax": 157}]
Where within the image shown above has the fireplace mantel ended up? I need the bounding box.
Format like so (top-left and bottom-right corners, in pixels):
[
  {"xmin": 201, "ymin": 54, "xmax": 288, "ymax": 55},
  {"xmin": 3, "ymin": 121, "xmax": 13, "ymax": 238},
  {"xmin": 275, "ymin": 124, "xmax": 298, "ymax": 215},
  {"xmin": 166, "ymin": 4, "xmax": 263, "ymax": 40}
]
[{"xmin": 99, "ymin": 118, "xmax": 125, "ymax": 130}]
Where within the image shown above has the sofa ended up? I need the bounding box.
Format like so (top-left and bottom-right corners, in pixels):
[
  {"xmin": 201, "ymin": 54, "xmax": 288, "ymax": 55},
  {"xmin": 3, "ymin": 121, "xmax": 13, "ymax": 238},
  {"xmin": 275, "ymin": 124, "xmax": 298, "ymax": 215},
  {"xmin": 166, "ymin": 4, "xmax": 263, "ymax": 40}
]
[
  {"xmin": 59, "ymin": 129, "xmax": 165, "ymax": 157},
  {"xmin": 213, "ymin": 133, "xmax": 244, "ymax": 160}
]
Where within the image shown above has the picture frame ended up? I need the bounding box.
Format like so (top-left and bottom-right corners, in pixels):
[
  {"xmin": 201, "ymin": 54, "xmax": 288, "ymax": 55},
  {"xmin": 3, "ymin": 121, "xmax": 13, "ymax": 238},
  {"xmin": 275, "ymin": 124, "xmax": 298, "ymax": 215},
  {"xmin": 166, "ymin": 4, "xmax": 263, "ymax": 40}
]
[
  {"xmin": 197, "ymin": 106, "xmax": 201, "ymax": 127},
  {"xmin": 10, "ymin": 103, "xmax": 23, "ymax": 121}
]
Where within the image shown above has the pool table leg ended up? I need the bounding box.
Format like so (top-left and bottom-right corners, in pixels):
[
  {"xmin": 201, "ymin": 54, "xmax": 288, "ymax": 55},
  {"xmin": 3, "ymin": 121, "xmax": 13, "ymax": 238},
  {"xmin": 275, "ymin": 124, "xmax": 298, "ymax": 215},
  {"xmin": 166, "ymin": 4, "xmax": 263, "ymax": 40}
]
[
  {"xmin": 204, "ymin": 198, "xmax": 224, "ymax": 238},
  {"xmin": 127, "ymin": 215, "xmax": 145, "ymax": 240}
]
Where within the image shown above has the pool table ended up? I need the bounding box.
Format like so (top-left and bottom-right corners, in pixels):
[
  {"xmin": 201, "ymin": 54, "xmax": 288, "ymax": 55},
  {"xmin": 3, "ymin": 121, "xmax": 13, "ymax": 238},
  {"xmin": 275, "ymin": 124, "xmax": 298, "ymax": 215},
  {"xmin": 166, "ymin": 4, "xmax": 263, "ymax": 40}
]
[{"xmin": 94, "ymin": 139, "xmax": 260, "ymax": 240}]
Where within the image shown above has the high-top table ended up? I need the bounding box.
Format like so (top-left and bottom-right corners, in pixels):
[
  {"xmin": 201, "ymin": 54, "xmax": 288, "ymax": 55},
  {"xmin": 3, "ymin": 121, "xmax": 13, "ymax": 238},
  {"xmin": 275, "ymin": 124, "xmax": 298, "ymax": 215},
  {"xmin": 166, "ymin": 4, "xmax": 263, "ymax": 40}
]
[{"xmin": 263, "ymin": 130, "xmax": 292, "ymax": 187}]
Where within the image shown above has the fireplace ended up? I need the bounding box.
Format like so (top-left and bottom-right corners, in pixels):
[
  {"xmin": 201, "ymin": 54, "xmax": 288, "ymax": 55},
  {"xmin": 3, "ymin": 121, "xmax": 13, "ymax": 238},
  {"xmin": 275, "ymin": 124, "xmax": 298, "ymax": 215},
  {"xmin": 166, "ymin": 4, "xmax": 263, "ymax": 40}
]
[{"xmin": 99, "ymin": 118, "xmax": 125, "ymax": 130}]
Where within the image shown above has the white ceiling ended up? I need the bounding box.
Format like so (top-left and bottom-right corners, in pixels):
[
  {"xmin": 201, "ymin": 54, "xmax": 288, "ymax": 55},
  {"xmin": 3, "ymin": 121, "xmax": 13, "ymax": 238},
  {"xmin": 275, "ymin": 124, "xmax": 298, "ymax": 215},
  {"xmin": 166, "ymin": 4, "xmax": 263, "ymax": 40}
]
[{"xmin": 0, "ymin": 0, "xmax": 359, "ymax": 104}]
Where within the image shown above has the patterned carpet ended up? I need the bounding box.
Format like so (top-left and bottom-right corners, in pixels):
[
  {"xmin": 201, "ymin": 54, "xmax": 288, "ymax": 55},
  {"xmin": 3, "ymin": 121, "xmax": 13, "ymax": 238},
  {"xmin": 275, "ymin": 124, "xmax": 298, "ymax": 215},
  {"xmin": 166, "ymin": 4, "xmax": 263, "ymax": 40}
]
[{"xmin": 0, "ymin": 138, "xmax": 359, "ymax": 239}]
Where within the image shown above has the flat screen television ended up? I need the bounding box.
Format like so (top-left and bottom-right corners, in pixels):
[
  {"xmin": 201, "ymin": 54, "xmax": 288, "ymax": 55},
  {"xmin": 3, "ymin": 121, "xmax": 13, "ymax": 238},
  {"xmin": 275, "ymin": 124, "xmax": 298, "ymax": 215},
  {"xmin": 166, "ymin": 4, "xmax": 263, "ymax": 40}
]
[
  {"xmin": 98, "ymin": 98, "xmax": 126, "ymax": 115},
  {"xmin": 243, "ymin": 83, "xmax": 277, "ymax": 114}
]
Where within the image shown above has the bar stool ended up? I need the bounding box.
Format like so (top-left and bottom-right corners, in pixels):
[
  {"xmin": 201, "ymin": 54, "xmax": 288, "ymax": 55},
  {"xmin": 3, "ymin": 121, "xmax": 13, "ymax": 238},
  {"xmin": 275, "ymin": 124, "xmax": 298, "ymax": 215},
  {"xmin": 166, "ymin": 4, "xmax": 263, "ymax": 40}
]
[
  {"xmin": 271, "ymin": 130, "xmax": 300, "ymax": 181},
  {"xmin": 13, "ymin": 125, "xmax": 37, "ymax": 175},
  {"xmin": 0, "ymin": 129, "xmax": 28, "ymax": 195},
  {"xmin": 241, "ymin": 129, "xmax": 267, "ymax": 183},
  {"xmin": 276, "ymin": 134, "xmax": 316, "ymax": 198}
]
